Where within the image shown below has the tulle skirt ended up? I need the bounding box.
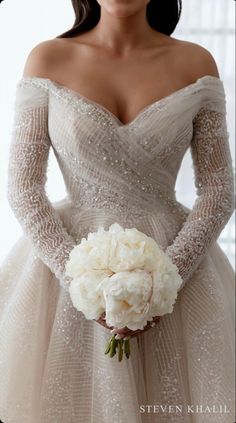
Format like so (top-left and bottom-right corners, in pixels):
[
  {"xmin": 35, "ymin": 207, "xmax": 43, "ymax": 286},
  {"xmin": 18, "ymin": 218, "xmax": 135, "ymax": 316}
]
[{"xmin": 0, "ymin": 199, "xmax": 235, "ymax": 423}]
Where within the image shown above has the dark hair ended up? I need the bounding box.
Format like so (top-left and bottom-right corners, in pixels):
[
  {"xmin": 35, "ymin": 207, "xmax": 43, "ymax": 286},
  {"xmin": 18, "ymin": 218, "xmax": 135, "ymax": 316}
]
[{"xmin": 57, "ymin": 0, "xmax": 182, "ymax": 38}]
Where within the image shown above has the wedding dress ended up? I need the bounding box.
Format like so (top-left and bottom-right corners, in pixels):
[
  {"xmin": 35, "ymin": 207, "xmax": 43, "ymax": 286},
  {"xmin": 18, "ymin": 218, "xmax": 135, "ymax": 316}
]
[{"xmin": 0, "ymin": 75, "xmax": 235, "ymax": 423}]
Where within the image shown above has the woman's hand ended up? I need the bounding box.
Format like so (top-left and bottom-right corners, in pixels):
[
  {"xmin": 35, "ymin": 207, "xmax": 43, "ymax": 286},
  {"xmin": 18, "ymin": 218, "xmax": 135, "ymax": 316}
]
[
  {"xmin": 111, "ymin": 315, "xmax": 161, "ymax": 339},
  {"xmin": 93, "ymin": 312, "xmax": 161, "ymax": 338},
  {"xmin": 93, "ymin": 312, "xmax": 113, "ymax": 331}
]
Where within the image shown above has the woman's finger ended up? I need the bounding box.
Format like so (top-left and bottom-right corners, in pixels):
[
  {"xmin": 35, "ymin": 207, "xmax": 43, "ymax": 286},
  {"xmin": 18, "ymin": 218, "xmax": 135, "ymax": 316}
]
[
  {"xmin": 94, "ymin": 315, "xmax": 161, "ymax": 336},
  {"xmin": 122, "ymin": 316, "xmax": 161, "ymax": 338},
  {"xmin": 93, "ymin": 317, "xmax": 112, "ymax": 330}
]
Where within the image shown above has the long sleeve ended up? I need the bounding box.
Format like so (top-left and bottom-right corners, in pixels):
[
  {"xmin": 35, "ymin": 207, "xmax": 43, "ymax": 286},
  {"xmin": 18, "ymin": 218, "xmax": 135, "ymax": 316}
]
[
  {"xmin": 165, "ymin": 81, "xmax": 235, "ymax": 291},
  {"xmin": 7, "ymin": 81, "xmax": 76, "ymax": 290}
]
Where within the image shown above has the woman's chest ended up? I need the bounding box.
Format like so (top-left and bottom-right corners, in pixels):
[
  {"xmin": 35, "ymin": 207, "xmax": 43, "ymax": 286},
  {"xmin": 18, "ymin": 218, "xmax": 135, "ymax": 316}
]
[{"xmin": 48, "ymin": 87, "xmax": 198, "ymax": 168}]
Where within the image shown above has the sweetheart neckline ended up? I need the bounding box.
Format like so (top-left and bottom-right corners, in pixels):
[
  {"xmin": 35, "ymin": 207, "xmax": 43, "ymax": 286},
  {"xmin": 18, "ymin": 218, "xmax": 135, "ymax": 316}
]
[{"xmin": 18, "ymin": 75, "xmax": 223, "ymax": 128}]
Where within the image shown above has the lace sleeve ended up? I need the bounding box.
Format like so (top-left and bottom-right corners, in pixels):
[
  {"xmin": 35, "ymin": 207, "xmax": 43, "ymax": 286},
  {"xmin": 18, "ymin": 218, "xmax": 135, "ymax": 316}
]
[
  {"xmin": 165, "ymin": 85, "xmax": 235, "ymax": 291},
  {"xmin": 7, "ymin": 81, "xmax": 76, "ymax": 290}
]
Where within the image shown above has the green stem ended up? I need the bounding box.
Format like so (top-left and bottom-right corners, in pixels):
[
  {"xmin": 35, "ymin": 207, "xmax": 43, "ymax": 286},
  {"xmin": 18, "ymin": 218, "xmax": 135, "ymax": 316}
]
[
  {"xmin": 104, "ymin": 338, "xmax": 112, "ymax": 355},
  {"xmin": 105, "ymin": 335, "xmax": 131, "ymax": 361},
  {"xmin": 118, "ymin": 339, "xmax": 124, "ymax": 362},
  {"xmin": 109, "ymin": 335, "xmax": 117, "ymax": 358}
]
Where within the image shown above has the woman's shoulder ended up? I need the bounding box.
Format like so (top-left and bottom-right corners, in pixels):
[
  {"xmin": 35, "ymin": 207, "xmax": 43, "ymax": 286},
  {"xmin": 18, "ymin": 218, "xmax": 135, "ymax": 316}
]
[
  {"xmin": 22, "ymin": 35, "xmax": 221, "ymax": 88},
  {"xmin": 22, "ymin": 38, "xmax": 74, "ymax": 79},
  {"xmin": 170, "ymin": 38, "xmax": 220, "ymax": 83}
]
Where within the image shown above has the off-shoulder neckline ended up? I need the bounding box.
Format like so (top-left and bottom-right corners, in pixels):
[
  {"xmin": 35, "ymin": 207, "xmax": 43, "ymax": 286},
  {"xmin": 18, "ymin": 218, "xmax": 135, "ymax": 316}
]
[{"xmin": 17, "ymin": 75, "xmax": 224, "ymax": 128}]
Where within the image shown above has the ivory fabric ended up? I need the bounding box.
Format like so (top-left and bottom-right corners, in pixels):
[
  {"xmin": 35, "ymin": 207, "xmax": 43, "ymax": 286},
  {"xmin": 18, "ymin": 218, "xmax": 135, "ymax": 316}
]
[{"xmin": 0, "ymin": 75, "xmax": 235, "ymax": 422}]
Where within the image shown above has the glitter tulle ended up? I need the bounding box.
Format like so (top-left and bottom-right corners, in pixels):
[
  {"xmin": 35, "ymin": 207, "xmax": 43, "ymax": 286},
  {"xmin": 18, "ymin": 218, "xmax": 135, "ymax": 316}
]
[{"xmin": 0, "ymin": 75, "xmax": 235, "ymax": 422}]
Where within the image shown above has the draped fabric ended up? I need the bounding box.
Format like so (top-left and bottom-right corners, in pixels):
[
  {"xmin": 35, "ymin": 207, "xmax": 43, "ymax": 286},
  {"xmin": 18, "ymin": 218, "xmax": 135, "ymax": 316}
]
[{"xmin": 0, "ymin": 75, "xmax": 234, "ymax": 422}]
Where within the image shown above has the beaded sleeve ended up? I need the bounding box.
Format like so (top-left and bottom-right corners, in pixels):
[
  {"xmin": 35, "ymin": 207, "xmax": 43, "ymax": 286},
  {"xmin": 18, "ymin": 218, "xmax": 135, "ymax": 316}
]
[
  {"xmin": 165, "ymin": 93, "xmax": 235, "ymax": 290},
  {"xmin": 7, "ymin": 82, "xmax": 76, "ymax": 290}
]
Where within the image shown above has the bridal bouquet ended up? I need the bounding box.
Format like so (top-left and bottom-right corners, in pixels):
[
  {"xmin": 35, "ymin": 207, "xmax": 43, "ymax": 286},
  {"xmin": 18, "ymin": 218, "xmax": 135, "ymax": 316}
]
[{"xmin": 65, "ymin": 223, "xmax": 182, "ymax": 362}]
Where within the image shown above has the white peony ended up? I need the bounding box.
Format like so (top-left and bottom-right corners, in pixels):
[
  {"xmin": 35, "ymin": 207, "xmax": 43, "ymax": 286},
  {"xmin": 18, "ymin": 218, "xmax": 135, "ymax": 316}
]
[
  {"xmin": 68, "ymin": 270, "xmax": 112, "ymax": 320},
  {"xmin": 108, "ymin": 224, "xmax": 164, "ymax": 273},
  {"xmin": 66, "ymin": 222, "xmax": 182, "ymax": 329},
  {"xmin": 150, "ymin": 256, "xmax": 183, "ymax": 316},
  {"xmin": 99, "ymin": 269, "xmax": 154, "ymax": 331},
  {"xmin": 65, "ymin": 226, "xmax": 113, "ymax": 277}
]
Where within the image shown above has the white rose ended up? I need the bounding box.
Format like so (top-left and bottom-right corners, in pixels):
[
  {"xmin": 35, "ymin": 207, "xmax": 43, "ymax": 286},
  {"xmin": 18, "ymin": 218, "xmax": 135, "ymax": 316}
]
[
  {"xmin": 101, "ymin": 269, "xmax": 154, "ymax": 331},
  {"xmin": 68, "ymin": 270, "xmax": 111, "ymax": 319}
]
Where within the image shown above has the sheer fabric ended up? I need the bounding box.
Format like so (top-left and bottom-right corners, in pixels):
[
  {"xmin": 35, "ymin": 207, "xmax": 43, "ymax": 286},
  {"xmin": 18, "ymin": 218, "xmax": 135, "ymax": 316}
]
[
  {"xmin": 0, "ymin": 75, "xmax": 234, "ymax": 422},
  {"xmin": 7, "ymin": 84, "xmax": 75, "ymax": 289},
  {"xmin": 165, "ymin": 104, "xmax": 234, "ymax": 289}
]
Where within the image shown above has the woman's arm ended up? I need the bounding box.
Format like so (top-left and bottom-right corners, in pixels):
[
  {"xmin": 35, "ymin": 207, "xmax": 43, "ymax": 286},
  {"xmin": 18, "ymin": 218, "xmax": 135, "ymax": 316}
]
[
  {"xmin": 165, "ymin": 80, "xmax": 235, "ymax": 290},
  {"xmin": 7, "ymin": 78, "xmax": 76, "ymax": 290}
]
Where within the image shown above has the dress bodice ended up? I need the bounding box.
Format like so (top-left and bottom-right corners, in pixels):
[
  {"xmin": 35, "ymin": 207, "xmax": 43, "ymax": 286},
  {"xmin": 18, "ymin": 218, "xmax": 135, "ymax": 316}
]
[
  {"xmin": 25, "ymin": 76, "xmax": 222, "ymax": 216},
  {"xmin": 7, "ymin": 75, "xmax": 235, "ymax": 291}
]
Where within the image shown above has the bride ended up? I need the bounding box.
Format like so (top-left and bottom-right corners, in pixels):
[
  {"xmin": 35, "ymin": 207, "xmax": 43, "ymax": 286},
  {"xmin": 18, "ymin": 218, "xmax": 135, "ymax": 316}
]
[{"xmin": 0, "ymin": 0, "xmax": 235, "ymax": 422}]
